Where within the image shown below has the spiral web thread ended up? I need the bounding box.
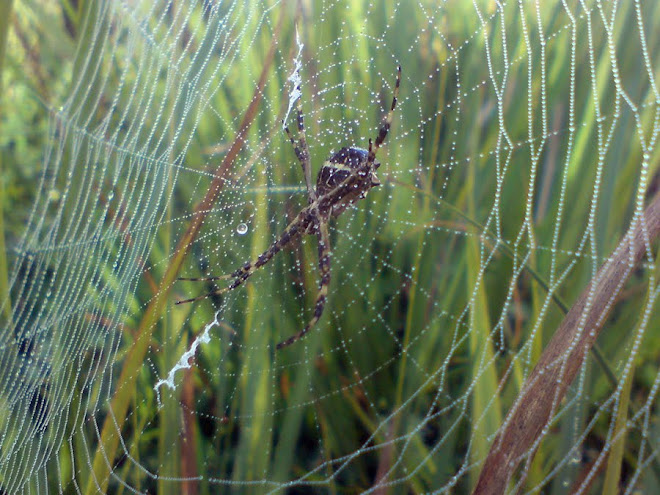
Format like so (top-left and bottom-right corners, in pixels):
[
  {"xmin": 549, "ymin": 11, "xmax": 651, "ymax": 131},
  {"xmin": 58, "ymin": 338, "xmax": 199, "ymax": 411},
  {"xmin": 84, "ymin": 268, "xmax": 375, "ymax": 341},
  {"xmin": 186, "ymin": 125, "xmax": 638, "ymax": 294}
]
[{"xmin": 2, "ymin": 1, "xmax": 660, "ymax": 493}]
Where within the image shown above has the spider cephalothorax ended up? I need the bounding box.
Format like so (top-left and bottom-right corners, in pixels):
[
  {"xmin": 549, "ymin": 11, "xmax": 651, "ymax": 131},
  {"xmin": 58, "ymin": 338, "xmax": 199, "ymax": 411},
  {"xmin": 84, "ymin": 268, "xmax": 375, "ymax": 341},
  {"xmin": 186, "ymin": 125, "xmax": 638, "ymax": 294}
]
[{"xmin": 178, "ymin": 66, "xmax": 401, "ymax": 349}]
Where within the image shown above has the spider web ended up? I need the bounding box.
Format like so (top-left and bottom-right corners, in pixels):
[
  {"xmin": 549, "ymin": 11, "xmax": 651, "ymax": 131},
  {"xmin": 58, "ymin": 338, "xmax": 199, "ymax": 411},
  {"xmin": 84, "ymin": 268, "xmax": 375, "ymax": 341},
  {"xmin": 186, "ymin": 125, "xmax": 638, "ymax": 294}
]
[{"xmin": 3, "ymin": 0, "xmax": 660, "ymax": 493}]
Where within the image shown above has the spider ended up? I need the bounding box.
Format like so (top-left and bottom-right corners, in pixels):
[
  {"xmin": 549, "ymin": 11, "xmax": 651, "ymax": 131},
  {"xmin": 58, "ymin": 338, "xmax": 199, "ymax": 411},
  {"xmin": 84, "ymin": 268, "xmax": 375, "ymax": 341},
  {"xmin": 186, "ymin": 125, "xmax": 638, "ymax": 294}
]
[{"xmin": 177, "ymin": 66, "xmax": 401, "ymax": 349}]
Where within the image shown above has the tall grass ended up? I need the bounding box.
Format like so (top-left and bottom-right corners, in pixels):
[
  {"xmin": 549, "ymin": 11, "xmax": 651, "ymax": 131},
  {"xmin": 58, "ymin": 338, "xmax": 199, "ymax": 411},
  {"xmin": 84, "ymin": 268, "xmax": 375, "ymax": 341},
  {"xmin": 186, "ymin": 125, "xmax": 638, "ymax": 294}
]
[{"xmin": 3, "ymin": 1, "xmax": 659, "ymax": 494}]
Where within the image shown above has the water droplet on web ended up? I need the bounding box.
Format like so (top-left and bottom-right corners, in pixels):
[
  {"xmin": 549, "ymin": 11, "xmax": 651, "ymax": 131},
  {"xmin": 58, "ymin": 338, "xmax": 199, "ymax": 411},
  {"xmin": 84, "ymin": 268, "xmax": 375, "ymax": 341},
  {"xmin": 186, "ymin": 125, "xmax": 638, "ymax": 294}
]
[
  {"xmin": 48, "ymin": 189, "xmax": 61, "ymax": 202},
  {"xmin": 236, "ymin": 223, "xmax": 248, "ymax": 235}
]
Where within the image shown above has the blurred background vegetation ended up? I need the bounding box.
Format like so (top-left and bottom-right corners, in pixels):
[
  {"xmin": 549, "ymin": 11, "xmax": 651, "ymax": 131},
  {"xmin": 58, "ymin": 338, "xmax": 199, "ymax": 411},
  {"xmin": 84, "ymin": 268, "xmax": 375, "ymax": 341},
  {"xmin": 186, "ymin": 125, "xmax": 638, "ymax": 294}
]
[{"xmin": 1, "ymin": 0, "xmax": 660, "ymax": 494}]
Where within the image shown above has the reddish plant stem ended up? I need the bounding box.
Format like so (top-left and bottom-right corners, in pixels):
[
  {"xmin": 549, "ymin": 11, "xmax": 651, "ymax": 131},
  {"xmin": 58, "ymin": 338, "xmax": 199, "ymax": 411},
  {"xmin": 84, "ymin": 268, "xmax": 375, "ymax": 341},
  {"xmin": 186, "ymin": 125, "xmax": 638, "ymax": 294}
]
[{"xmin": 473, "ymin": 190, "xmax": 660, "ymax": 495}]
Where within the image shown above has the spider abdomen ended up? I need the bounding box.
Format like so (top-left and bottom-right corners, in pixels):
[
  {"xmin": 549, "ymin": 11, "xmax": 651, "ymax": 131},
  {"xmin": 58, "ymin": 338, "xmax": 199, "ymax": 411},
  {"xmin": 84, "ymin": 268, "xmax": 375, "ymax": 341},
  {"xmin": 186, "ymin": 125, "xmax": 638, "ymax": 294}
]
[{"xmin": 316, "ymin": 147, "xmax": 381, "ymax": 217}]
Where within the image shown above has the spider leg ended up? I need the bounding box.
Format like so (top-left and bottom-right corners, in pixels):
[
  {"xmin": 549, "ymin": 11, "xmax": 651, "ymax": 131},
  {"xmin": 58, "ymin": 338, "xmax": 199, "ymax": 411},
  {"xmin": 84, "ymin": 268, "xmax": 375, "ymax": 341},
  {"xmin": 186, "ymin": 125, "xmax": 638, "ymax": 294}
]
[
  {"xmin": 283, "ymin": 90, "xmax": 316, "ymax": 202},
  {"xmin": 174, "ymin": 284, "xmax": 238, "ymax": 305},
  {"xmin": 176, "ymin": 210, "xmax": 310, "ymax": 305},
  {"xmin": 276, "ymin": 218, "xmax": 331, "ymax": 350},
  {"xmin": 178, "ymin": 274, "xmax": 232, "ymax": 282},
  {"xmin": 368, "ymin": 65, "xmax": 401, "ymax": 163}
]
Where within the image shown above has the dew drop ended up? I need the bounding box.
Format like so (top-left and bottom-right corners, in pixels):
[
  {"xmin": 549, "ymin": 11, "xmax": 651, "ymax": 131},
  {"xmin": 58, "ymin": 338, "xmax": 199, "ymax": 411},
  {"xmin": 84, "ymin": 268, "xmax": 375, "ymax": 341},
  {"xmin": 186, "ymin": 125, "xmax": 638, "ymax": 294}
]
[
  {"xmin": 236, "ymin": 223, "xmax": 248, "ymax": 235},
  {"xmin": 48, "ymin": 189, "xmax": 61, "ymax": 202}
]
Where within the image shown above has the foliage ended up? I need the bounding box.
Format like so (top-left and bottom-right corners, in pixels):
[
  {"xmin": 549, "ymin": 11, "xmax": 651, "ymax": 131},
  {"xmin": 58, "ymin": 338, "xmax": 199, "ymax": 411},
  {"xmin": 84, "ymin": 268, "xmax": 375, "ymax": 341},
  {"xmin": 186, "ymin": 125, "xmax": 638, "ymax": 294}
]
[{"xmin": 2, "ymin": 1, "xmax": 659, "ymax": 494}]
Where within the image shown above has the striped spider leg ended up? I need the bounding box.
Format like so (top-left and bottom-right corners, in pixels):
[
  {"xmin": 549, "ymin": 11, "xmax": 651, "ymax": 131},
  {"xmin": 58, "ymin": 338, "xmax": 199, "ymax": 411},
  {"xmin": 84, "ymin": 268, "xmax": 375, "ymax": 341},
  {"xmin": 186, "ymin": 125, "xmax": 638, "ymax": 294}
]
[{"xmin": 177, "ymin": 66, "xmax": 401, "ymax": 350}]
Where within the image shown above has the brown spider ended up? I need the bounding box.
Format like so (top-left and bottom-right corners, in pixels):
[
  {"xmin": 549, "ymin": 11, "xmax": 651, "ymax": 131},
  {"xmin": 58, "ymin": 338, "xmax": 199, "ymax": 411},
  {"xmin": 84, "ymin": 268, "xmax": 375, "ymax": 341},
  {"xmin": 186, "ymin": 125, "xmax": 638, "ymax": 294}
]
[{"xmin": 177, "ymin": 66, "xmax": 401, "ymax": 349}]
